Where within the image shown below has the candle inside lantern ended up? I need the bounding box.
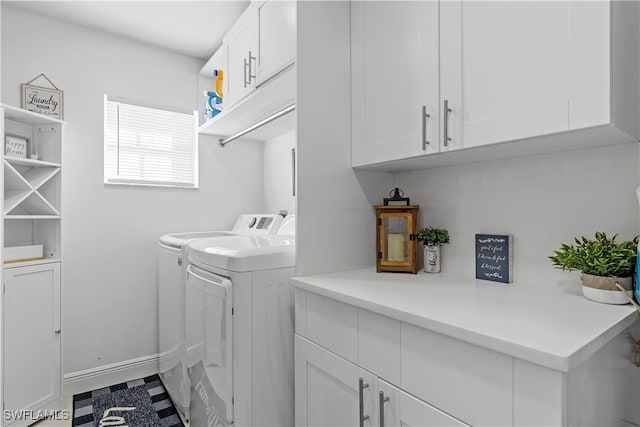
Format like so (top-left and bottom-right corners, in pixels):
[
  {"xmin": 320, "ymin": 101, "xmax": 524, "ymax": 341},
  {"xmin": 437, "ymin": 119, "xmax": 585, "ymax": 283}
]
[{"xmin": 387, "ymin": 233, "xmax": 406, "ymax": 262}]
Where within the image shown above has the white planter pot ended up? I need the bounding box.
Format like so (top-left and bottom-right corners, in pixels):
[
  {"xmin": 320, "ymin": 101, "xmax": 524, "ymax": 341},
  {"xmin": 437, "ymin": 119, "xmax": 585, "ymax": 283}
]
[
  {"xmin": 424, "ymin": 244, "xmax": 440, "ymax": 273},
  {"xmin": 580, "ymin": 273, "xmax": 632, "ymax": 305}
]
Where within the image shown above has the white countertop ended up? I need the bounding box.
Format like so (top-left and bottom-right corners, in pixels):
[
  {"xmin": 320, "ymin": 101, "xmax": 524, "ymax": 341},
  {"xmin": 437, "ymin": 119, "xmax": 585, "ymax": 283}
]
[{"xmin": 291, "ymin": 268, "xmax": 638, "ymax": 372}]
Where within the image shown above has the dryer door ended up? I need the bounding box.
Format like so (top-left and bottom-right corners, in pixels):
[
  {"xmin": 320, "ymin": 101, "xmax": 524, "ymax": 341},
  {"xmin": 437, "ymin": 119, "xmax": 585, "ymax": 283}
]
[{"xmin": 186, "ymin": 264, "xmax": 233, "ymax": 426}]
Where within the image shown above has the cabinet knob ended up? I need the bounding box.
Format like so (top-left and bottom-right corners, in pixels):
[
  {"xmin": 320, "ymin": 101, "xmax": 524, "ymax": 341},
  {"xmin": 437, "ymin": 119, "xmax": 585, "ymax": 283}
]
[{"xmin": 54, "ymin": 329, "xmax": 61, "ymax": 334}]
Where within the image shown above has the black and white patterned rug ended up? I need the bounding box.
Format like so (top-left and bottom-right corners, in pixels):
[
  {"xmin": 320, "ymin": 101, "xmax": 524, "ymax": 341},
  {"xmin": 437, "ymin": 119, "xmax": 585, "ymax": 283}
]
[{"xmin": 72, "ymin": 374, "xmax": 184, "ymax": 427}]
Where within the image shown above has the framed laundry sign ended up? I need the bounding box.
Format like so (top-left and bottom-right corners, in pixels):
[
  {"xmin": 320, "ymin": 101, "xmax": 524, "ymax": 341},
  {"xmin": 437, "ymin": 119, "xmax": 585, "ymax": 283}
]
[{"xmin": 21, "ymin": 74, "xmax": 64, "ymax": 119}]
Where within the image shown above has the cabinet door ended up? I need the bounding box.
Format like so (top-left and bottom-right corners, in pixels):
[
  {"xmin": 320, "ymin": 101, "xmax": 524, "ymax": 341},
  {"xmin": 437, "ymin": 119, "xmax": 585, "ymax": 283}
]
[
  {"xmin": 440, "ymin": 1, "xmax": 609, "ymax": 150},
  {"xmin": 255, "ymin": 0, "xmax": 296, "ymax": 85},
  {"xmin": 4, "ymin": 262, "xmax": 61, "ymax": 424},
  {"xmin": 295, "ymin": 335, "xmax": 361, "ymax": 427},
  {"xmin": 352, "ymin": 1, "xmax": 440, "ymax": 167},
  {"xmin": 224, "ymin": 6, "xmax": 258, "ymax": 109},
  {"xmin": 378, "ymin": 380, "xmax": 468, "ymax": 427}
]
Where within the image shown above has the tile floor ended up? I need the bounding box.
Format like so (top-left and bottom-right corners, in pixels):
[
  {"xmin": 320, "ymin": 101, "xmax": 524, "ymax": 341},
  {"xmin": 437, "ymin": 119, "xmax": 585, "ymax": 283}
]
[{"xmin": 32, "ymin": 396, "xmax": 73, "ymax": 427}]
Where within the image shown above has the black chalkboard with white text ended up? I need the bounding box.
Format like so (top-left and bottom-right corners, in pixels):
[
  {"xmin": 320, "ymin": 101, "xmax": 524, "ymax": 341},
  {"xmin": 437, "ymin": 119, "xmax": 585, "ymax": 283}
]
[{"xmin": 475, "ymin": 234, "xmax": 513, "ymax": 283}]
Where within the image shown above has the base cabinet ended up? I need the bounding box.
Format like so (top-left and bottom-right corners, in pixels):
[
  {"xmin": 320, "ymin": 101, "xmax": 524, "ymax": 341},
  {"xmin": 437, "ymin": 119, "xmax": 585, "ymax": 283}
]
[
  {"xmin": 4, "ymin": 262, "xmax": 62, "ymax": 426},
  {"xmin": 294, "ymin": 287, "xmax": 640, "ymax": 426},
  {"xmin": 295, "ymin": 335, "xmax": 467, "ymax": 427}
]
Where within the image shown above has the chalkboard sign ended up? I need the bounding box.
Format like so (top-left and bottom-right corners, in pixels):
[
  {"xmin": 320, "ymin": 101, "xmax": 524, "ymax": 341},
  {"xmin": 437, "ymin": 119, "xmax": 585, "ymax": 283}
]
[{"xmin": 475, "ymin": 234, "xmax": 513, "ymax": 283}]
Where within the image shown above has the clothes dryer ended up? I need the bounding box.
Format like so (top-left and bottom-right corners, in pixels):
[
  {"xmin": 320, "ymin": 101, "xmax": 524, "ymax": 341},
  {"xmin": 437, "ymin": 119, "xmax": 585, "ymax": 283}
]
[
  {"xmin": 158, "ymin": 214, "xmax": 284, "ymax": 421},
  {"xmin": 185, "ymin": 216, "xmax": 295, "ymax": 427}
]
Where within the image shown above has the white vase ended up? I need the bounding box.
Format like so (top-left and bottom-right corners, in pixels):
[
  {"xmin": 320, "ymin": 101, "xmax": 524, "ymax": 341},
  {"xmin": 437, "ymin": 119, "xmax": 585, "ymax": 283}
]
[
  {"xmin": 424, "ymin": 244, "xmax": 440, "ymax": 273},
  {"xmin": 580, "ymin": 273, "xmax": 632, "ymax": 305}
]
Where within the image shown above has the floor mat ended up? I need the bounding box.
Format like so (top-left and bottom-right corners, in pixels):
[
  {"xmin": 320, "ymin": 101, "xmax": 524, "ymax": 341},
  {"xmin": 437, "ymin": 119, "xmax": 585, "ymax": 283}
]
[{"xmin": 72, "ymin": 374, "xmax": 184, "ymax": 427}]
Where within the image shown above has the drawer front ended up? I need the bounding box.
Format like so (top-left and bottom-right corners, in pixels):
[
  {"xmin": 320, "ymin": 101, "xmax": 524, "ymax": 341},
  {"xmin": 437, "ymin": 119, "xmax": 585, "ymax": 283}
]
[
  {"xmin": 401, "ymin": 323, "xmax": 513, "ymax": 426},
  {"xmin": 305, "ymin": 292, "xmax": 358, "ymax": 362},
  {"xmin": 358, "ymin": 309, "xmax": 401, "ymax": 385}
]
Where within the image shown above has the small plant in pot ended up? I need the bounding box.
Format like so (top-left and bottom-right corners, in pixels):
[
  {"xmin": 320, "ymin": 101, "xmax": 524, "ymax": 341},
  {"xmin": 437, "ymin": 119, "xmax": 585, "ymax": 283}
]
[
  {"xmin": 549, "ymin": 232, "xmax": 637, "ymax": 304},
  {"xmin": 417, "ymin": 227, "xmax": 450, "ymax": 273}
]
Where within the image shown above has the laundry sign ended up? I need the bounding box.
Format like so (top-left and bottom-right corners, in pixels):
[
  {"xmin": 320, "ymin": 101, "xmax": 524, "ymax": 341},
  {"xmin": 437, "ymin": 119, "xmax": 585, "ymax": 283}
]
[
  {"xmin": 475, "ymin": 234, "xmax": 513, "ymax": 283},
  {"xmin": 21, "ymin": 74, "xmax": 63, "ymax": 119}
]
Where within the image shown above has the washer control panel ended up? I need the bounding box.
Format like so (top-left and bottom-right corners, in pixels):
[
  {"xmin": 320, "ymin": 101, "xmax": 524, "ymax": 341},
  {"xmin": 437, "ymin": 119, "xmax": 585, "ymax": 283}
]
[{"xmin": 232, "ymin": 214, "xmax": 284, "ymax": 235}]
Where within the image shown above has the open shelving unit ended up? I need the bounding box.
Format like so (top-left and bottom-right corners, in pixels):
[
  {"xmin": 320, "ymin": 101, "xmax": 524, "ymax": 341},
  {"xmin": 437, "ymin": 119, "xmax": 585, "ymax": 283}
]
[{"xmin": 1, "ymin": 103, "xmax": 64, "ymax": 265}]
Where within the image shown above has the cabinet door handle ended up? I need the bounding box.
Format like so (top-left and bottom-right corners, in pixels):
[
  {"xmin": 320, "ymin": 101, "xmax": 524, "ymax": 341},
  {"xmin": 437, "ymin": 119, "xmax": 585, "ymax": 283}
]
[
  {"xmin": 379, "ymin": 391, "xmax": 390, "ymax": 427},
  {"xmin": 443, "ymin": 99, "xmax": 453, "ymax": 147},
  {"xmin": 248, "ymin": 51, "xmax": 257, "ymax": 83},
  {"xmin": 359, "ymin": 377, "xmax": 370, "ymax": 427},
  {"xmin": 54, "ymin": 329, "xmax": 61, "ymax": 334},
  {"xmin": 422, "ymin": 106, "xmax": 431, "ymax": 150},
  {"xmin": 291, "ymin": 147, "xmax": 296, "ymax": 197},
  {"xmin": 244, "ymin": 57, "xmax": 249, "ymax": 88}
]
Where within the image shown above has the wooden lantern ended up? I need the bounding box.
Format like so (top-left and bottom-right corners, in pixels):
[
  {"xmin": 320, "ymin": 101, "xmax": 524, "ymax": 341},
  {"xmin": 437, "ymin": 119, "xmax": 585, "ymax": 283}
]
[{"xmin": 374, "ymin": 188, "xmax": 419, "ymax": 274}]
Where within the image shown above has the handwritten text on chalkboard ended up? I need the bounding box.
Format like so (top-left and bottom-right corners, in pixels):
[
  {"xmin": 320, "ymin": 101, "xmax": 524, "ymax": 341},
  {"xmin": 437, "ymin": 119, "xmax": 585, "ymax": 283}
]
[{"xmin": 475, "ymin": 234, "xmax": 513, "ymax": 283}]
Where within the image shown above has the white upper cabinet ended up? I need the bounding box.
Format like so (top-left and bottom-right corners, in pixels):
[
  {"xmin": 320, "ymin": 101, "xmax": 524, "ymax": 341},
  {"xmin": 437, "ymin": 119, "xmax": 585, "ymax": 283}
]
[
  {"xmin": 223, "ymin": 5, "xmax": 258, "ymax": 109},
  {"xmin": 255, "ymin": 0, "xmax": 296, "ymax": 86},
  {"xmin": 352, "ymin": 1, "xmax": 638, "ymax": 171},
  {"xmin": 198, "ymin": 0, "xmax": 296, "ymax": 140},
  {"xmin": 440, "ymin": 1, "xmax": 609, "ymax": 150},
  {"xmin": 352, "ymin": 1, "xmax": 440, "ymax": 167}
]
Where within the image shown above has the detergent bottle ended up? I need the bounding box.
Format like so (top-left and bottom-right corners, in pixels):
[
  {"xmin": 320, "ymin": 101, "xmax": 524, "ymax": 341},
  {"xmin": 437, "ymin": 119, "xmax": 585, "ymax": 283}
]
[{"xmin": 204, "ymin": 69, "xmax": 224, "ymax": 119}]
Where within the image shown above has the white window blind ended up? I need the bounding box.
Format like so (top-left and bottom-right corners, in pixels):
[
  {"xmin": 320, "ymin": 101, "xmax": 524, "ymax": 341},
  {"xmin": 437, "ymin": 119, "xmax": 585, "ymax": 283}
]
[{"xmin": 104, "ymin": 96, "xmax": 198, "ymax": 188}]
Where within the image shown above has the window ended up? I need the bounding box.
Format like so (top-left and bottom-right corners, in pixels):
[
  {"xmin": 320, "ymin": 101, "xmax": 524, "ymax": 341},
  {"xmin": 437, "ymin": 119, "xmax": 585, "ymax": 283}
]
[{"xmin": 104, "ymin": 95, "xmax": 198, "ymax": 188}]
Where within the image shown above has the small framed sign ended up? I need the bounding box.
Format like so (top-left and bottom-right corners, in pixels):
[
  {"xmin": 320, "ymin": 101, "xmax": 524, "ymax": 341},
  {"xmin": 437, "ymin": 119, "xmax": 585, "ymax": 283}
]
[
  {"xmin": 5, "ymin": 135, "xmax": 29, "ymax": 159},
  {"xmin": 475, "ymin": 234, "xmax": 513, "ymax": 283},
  {"xmin": 21, "ymin": 74, "xmax": 63, "ymax": 119}
]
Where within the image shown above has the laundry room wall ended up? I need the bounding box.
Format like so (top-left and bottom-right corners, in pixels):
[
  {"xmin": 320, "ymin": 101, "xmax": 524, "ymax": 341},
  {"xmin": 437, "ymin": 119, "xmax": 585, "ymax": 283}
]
[
  {"xmin": 263, "ymin": 131, "xmax": 296, "ymax": 215},
  {"xmin": 1, "ymin": 4, "xmax": 264, "ymax": 394},
  {"xmin": 394, "ymin": 143, "xmax": 639, "ymax": 286},
  {"xmin": 295, "ymin": 0, "xmax": 393, "ymax": 276}
]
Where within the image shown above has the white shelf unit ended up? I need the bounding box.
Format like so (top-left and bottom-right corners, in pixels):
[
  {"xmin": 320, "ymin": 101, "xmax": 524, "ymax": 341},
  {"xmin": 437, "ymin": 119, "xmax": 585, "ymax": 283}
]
[
  {"xmin": 1, "ymin": 105, "xmax": 65, "ymax": 424},
  {"xmin": 1, "ymin": 103, "xmax": 64, "ymax": 264}
]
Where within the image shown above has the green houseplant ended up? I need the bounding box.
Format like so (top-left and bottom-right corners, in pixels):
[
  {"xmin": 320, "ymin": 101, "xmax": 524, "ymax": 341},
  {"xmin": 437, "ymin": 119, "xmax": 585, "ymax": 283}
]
[
  {"xmin": 417, "ymin": 227, "xmax": 450, "ymax": 273},
  {"xmin": 549, "ymin": 232, "xmax": 637, "ymax": 304}
]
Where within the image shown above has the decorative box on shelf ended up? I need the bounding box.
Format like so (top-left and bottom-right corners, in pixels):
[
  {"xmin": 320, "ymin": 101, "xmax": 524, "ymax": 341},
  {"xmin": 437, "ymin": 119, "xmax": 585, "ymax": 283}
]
[{"xmin": 4, "ymin": 244, "xmax": 44, "ymax": 264}]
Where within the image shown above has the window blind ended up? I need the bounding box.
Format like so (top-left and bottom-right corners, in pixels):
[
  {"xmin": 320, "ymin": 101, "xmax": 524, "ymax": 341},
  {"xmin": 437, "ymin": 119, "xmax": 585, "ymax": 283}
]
[{"xmin": 104, "ymin": 96, "xmax": 198, "ymax": 188}]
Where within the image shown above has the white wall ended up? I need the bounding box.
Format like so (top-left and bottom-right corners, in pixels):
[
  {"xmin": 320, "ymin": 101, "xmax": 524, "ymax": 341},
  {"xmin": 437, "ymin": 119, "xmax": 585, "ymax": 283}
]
[
  {"xmin": 296, "ymin": 1, "xmax": 393, "ymax": 276},
  {"xmin": 395, "ymin": 143, "xmax": 639, "ymax": 286},
  {"xmin": 1, "ymin": 4, "xmax": 264, "ymax": 390},
  {"xmin": 263, "ymin": 131, "xmax": 296, "ymax": 215}
]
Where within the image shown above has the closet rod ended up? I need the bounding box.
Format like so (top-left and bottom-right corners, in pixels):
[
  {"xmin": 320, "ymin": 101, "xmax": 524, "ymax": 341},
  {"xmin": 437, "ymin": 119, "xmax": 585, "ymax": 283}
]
[{"xmin": 219, "ymin": 103, "xmax": 296, "ymax": 147}]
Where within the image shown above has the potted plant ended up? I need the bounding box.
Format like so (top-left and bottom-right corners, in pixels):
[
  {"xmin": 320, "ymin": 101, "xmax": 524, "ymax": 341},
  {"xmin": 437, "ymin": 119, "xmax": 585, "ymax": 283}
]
[
  {"xmin": 417, "ymin": 227, "xmax": 450, "ymax": 273},
  {"xmin": 549, "ymin": 231, "xmax": 637, "ymax": 304}
]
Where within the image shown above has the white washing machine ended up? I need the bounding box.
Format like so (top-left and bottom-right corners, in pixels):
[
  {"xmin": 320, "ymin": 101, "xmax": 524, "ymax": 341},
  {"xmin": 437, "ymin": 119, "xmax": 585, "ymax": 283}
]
[
  {"xmin": 185, "ymin": 216, "xmax": 295, "ymax": 427},
  {"xmin": 158, "ymin": 214, "xmax": 285, "ymax": 421}
]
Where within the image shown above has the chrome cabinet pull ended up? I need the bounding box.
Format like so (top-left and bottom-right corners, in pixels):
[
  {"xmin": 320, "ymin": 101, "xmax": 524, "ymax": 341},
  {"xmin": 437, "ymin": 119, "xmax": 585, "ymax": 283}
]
[
  {"xmin": 244, "ymin": 57, "xmax": 249, "ymax": 88},
  {"xmin": 248, "ymin": 51, "xmax": 256, "ymax": 83},
  {"xmin": 379, "ymin": 391, "xmax": 390, "ymax": 427},
  {"xmin": 291, "ymin": 147, "xmax": 296, "ymax": 197},
  {"xmin": 422, "ymin": 106, "xmax": 430, "ymax": 150},
  {"xmin": 359, "ymin": 377, "xmax": 370, "ymax": 427},
  {"xmin": 443, "ymin": 99, "xmax": 452, "ymax": 147}
]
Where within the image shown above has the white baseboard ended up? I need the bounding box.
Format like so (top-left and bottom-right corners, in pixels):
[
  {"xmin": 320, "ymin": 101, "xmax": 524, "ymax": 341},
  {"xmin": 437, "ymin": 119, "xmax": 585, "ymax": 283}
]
[{"xmin": 63, "ymin": 354, "xmax": 159, "ymax": 396}]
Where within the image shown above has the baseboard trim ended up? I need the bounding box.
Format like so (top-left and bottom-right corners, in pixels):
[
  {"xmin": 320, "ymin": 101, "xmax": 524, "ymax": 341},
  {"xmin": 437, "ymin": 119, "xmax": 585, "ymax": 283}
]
[{"xmin": 63, "ymin": 354, "xmax": 159, "ymax": 396}]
